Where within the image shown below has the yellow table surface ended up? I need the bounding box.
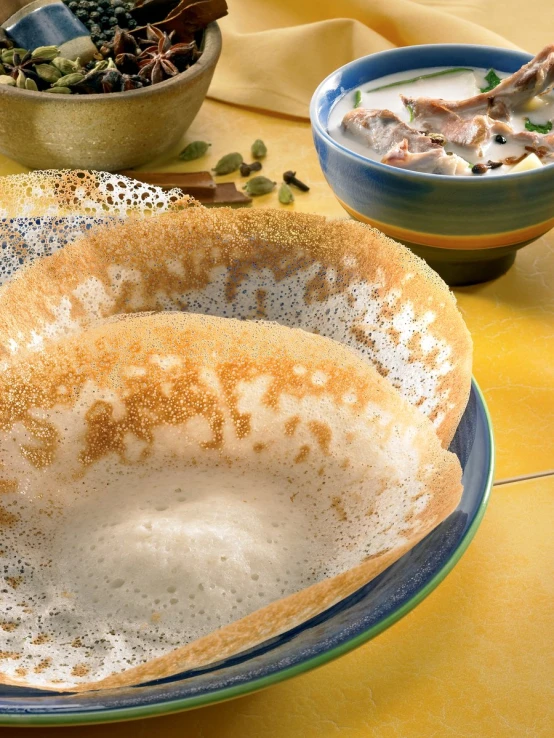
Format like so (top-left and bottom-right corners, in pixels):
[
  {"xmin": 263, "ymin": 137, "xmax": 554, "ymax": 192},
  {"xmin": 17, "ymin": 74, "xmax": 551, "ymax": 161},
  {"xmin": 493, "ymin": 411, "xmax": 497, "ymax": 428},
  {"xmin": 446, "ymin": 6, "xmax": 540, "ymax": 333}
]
[{"xmin": 1, "ymin": 99, "xmax": 553, "ymax": 735}]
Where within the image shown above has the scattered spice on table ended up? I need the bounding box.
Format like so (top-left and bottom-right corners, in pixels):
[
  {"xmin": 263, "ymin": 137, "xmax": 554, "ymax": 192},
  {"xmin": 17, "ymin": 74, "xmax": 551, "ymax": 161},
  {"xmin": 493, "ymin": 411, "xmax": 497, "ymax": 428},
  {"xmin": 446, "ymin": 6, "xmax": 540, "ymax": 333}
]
[
  {"xmin": 283, "ymin": 170, "xmax": 310, "ymax": 191},
  {"xmin": 278, "ymin": 182, "xmax": 294, "ymax": 204},
  {"xmin": 243, "ymin": 176, "xmax": 276, "ymax": 196},
  {"xmin": 239, "ymin": 161, "xmax": 262, "ymax": 176},
  {"xmin": 251, "ymin": 139, "xmax": 267, "ymax": 159},
  {"xmin": 213, "ymin": 152, "xmax": 243, "ymax": 175},
  {"xmin": 179, "ymin": 141, "xmax": 211, "ymax": 161}
]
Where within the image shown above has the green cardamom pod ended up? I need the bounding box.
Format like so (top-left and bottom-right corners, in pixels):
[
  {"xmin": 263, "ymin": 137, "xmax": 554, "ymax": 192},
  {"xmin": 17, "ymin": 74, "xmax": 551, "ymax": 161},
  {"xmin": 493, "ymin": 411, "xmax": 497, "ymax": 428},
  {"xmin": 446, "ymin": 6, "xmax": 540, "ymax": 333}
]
[
  {"xmin": 107, "ymin": 58, "xmax": 117, "ymax": 69},
  {"xmin": 2, "ymin": 48, "xmax": 27, "ymax": 65},
  {"xmin": 35, "ymin": 63, "xmax": 62, "ymax": 83},
  {"xmin": 31, "ymin": 45, "xmax": 59, "ymax": 61},
  {"xmin": 251, "ymin": 139, "xmax": 267, "ymax": 159},
  {"xmin": 243, "ymin": 176, "xmax": 276, "ymax": 196},
  {"xmin": 212, "ymin": 152, "xmax": 243, "ymax": 175},
  {"xmin": 179, "ymin": 141, "xmax": 211, "ymax": 161},
  {"xmin": 16, "ymin": 70, "xmax": 26, "ymax": 89},
  {"xmin": 54, "ymin": 73, "xmax": 85, "ymax": 87},
  {"xmin": 0, "ymin": 63, "xmax": 5, "ymax": 75},
  {"xmin": 94, "ymin": 60, "xmax": 109, "ymax": 71},
  {"xmin": 44, "ymin": 86, "xmax": 71, "ymax": 94},
  {"xmin": 51, "ymin": 57, "xmax": 78, "ymax": 75},
  {"xmin": 0, "ymin": 75, "xmax": 15, "ymax": 86},
  {"xmin": 278, "ymin": 182, "xmax": 294, "ymax": 204},
  {"xmin": 25, "ymin": 77, "xmax": 38, "ymax": 91}
]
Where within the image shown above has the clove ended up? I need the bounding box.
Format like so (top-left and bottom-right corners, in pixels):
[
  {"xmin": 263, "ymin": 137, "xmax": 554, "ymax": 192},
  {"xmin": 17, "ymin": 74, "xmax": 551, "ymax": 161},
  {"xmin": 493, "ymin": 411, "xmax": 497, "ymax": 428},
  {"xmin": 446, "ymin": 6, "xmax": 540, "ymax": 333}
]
[
  {"xmin": 283, "ymin": 170, "xmax": 309, "ymax": 191},
  {"xmin": 239, "ymin": 161, "xmax": 262, "ymax": 176}
]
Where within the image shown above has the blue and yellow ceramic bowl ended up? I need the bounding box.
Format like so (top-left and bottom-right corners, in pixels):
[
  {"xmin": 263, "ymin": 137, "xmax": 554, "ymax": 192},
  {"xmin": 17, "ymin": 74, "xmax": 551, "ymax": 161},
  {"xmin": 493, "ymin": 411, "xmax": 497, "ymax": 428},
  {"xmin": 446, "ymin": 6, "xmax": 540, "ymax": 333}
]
[{"xmin": 310, "ymin": 45, "xmax": 554, "ymax": 285}]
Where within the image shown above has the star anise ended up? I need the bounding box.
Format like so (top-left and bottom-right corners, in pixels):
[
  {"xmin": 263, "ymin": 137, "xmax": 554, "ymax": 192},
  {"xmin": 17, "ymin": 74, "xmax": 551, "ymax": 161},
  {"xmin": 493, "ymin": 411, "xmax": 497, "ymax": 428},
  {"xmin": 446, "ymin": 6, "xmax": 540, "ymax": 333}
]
[
  {"xmin": 137, "ymin": 24, "xmax": 199, "ymax": 84},
  {"xmin": 98, "ymin": 27, "xmax": 141, "ymax": 61},
  {"xmin": 4, "ymin": 50, "xmax": 53, "ymax": 87},
  {"xmin": 113, "ymin": 27, "xmax": 141, "ymax": 57},
  {"xmin": 75, "ymin": 66, "xmax": 148, "ymax": 94}
]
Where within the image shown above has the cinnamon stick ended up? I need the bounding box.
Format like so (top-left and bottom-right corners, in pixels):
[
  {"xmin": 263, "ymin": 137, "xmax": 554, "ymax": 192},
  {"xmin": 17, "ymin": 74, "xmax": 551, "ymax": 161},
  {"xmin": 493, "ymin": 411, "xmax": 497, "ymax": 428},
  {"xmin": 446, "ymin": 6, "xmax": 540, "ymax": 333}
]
[{"xmin": 119, "ymin": 171, "xmax": 252, "ymax": 206}]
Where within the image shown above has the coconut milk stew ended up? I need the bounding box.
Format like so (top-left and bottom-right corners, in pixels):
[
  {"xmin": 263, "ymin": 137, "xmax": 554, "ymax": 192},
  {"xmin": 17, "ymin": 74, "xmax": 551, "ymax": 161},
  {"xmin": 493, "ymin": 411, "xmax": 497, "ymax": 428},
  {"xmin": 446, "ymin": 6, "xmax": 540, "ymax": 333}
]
[{"xmin": 328, "ymin": 51, "xmax": 554, "ymax": 176}]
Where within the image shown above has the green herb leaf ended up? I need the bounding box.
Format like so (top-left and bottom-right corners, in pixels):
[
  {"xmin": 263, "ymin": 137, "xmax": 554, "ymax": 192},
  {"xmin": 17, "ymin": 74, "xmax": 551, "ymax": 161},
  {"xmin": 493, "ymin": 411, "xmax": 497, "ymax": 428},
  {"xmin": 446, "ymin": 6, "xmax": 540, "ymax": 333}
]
[
  {"xmin": 353, "ymin": 90, "xmax": 362, "ymax": 108},
  {"xmin": 524, "ymin": 117, "xmax": 553, "ymax": 134},
  {"xmin": 366, "ymin": 67, "xmax": 473, "ymax": 93},
  {"xmin": 406, "ymin": 103, "xmax": 414, "ymax": 122},
  {"xmin": 480, "ymin": 69, "xmax": 501, "ymax": 93},
  {"xmin": 179, "ymin": 141, "xmax": 211, "ymax": 161}
]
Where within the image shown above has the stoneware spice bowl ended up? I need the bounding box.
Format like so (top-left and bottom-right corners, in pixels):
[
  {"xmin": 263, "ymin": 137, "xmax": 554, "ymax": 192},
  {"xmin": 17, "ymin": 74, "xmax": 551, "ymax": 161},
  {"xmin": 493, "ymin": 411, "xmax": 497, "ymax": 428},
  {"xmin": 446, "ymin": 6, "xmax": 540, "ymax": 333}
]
[
  {"xmin": 0, "ymin": 21, "xmax": 221, "ymax": 171},
  {"xmin": 310, "ymin": 44, "xmax": 554, "ymax": 286}
]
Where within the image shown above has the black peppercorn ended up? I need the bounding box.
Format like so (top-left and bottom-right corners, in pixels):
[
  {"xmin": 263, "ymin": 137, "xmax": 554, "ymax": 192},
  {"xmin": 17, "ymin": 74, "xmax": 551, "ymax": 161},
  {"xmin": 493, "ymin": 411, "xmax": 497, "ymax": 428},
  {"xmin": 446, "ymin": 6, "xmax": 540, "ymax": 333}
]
[
  {"xmin": 495, "ymin": 134, "xmax": 507, "ymax": 144},
  {"xmin": 471, "ymin": 163, "xmax": 488, "ymax": 175}
]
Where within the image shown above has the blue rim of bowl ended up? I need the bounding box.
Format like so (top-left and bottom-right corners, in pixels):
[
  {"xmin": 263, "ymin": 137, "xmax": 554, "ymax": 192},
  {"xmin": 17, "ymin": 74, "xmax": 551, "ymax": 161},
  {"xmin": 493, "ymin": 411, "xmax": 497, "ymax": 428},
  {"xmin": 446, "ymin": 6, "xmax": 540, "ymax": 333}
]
[
  {"xmin": 0, "ymin": 378, "xmax": 494, "ymax": 726},
  {"xmin": 310, "ymin": 43, "xmax": 554, "ymax": 183}
]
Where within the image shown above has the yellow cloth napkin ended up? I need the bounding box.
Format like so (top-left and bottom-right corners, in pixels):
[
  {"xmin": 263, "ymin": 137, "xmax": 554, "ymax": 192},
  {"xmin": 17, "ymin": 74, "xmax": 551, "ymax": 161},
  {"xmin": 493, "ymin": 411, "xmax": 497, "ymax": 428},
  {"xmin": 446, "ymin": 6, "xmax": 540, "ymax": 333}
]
[{"xmin": 209, "ymin": 0, "xmax": 552, "ymax": 118}]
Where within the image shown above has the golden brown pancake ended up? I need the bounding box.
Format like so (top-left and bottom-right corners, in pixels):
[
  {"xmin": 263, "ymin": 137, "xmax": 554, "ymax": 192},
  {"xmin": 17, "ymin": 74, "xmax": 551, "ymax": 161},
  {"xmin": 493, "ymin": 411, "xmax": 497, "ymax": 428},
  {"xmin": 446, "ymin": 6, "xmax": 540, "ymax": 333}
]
[
  {"xmin": 0, "ymin": 178, "xmax": 472, "ymax": 446},
  {"xmin": 0, "ymin": 312, "xmax": 462, "ymax": 691}
]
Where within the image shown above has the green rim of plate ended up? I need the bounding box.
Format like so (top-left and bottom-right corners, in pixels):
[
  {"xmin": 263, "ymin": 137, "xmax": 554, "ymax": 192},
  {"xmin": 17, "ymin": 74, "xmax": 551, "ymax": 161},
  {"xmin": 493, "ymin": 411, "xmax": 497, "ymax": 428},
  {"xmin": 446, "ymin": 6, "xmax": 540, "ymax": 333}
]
[{"xmin": 0, "ymin": 379, "xmax": 494, "ymax": 727}]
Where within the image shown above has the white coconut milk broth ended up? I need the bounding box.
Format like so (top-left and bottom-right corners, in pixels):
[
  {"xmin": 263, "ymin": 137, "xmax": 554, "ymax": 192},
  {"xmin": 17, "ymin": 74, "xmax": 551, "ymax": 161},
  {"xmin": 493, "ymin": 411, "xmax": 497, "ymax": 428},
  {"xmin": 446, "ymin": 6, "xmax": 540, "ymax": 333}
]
[{"xmin": 328, "ymin": 67, "xmax": 554, "ymax": 175}]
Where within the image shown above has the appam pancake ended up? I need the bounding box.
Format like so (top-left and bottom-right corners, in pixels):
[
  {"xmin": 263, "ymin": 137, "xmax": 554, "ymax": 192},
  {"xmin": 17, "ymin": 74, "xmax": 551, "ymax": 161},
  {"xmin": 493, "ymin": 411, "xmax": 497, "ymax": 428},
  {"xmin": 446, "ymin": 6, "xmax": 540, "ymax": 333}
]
[
  {"xmin": 0, "ymin": 312, "xmax": 462, "ymax": 692},
  {"xmin": 0, "ymin": 203, "xmax": 471, "ymax": 446}
]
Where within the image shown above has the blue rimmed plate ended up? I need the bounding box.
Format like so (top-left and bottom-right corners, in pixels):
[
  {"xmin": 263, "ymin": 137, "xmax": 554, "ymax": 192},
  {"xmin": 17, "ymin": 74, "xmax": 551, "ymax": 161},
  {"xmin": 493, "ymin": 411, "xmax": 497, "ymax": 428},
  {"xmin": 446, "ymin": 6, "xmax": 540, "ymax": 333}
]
[
  {"xmin": 0, "ymin": 215, "xmax": 493, "ymax": 724},
  {"xmin": 0, "ymin": 378, "xmax": 493, "ymax": 726}
]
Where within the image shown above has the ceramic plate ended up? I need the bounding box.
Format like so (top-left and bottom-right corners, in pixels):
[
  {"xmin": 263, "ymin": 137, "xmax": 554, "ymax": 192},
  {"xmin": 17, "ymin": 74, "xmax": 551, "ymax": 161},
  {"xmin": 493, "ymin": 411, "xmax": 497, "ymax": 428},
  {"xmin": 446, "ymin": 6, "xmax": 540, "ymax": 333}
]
[{"xmin": 0, "ymin": 220, "xmax": 494, "ymax": 726}]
